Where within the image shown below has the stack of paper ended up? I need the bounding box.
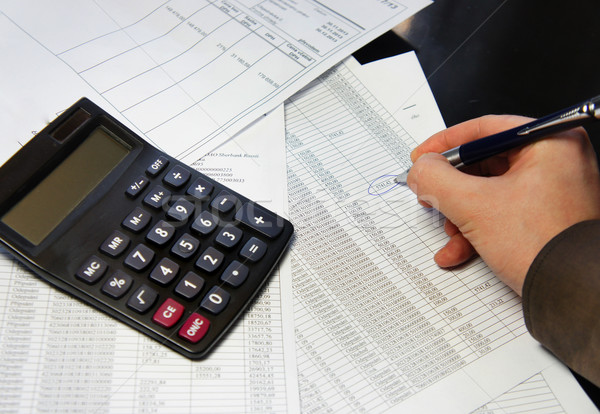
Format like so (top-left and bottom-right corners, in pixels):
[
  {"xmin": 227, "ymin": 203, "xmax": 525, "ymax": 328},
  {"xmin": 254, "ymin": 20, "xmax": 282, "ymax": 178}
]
[{"xmin": 0, "ymin": 0, "xmax": 596, "ymax": 412}]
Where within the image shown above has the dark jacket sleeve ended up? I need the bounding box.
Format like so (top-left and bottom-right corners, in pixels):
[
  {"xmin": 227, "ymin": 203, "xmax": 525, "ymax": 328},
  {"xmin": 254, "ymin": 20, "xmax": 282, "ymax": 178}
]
[{"xmin": 522, "ymin": 220, "xmax": 600, "ymax": 387}]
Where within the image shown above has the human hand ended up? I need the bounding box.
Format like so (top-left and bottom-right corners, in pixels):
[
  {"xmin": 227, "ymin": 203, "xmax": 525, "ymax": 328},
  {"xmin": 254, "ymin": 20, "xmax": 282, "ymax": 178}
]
[{"xmin": 407, "ymin": 115, "xmax": 600, "ymax": 295}]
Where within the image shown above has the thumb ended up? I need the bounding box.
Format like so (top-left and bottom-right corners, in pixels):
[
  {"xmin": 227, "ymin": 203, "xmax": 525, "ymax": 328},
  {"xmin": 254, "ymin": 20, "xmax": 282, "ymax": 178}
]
[
  {"xmin": 406, "ymin": 153, "xmax": 482, "ymax": 219},
  {"xmin": 406, "ymin": 153, "xmax": 484, "ymax": 269}
]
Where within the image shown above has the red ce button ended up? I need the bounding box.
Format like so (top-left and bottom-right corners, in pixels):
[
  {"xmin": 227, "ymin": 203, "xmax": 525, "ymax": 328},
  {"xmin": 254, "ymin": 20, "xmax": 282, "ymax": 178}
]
[{"xmin": 152, "ymin": 298, "xmax": 184, "ymax": 328}]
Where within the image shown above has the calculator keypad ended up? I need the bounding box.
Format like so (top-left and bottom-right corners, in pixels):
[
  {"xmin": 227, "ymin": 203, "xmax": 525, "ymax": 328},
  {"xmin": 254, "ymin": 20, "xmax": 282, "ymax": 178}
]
[{"xmin": 81, "ymin": 156, "xmax": 291, "ymax": 358}]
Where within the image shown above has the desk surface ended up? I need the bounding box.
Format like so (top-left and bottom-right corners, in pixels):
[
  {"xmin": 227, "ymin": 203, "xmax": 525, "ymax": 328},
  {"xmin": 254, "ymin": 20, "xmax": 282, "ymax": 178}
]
[
  {"xmin": 355, "ymin": 0, "xmax": 600, "ymax": 405},
  {"xmin": 355, "ymin": 0, "xmax": 600, "ymax": 144}
]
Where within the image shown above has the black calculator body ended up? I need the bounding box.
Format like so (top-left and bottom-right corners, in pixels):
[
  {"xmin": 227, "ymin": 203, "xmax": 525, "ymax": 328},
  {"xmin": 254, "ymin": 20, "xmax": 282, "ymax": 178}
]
[{"xmin": 0, "ymin": 98, "xmax": 293, "ymax": 359}]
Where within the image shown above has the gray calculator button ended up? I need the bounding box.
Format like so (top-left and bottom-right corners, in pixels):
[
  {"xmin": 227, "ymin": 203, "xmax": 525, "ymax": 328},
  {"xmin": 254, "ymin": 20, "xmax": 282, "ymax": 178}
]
[
  {"xmin": 191, "ymin": 211, "xmax": 219, "ymax": 236},
  {"xmin": 76, "ymin": 255, "xmax": 108, "ymax": 284},
  {"xmin": 147, "ymin": 220, "xmax": 175, "ymax": 246},
  {"xmin": 149, "ymin": 258, "xmax": 180, "ymax": 286},
  {"xmin": 187, "ymin": 177, "xmax": 214, "ymax": 200},
  {"xmin": 126, "ymin": 176, "xmax": 149, "ymax": 198},
  {"xmin": 166, "ymin": 198, "xmax": 195, "ymax": 222},
  {"xmin": 171, "ymin": 233, "xmax": 200, "ymax": 260},
  {"xmin": 220, "ymin": 261, "xmax": 249, "ymax": 287},
  {"xmin": 122, "ymin": 207, "xmax": 151, "ymax": 232},
  {"xmin": 215, "ymin": 225, "xmax": 243, "ymax": 248},
  {"xmin": 124, "ymin": 244, "xmax": 155, "ymax": 271},
  {"xmin": 211, "ymin": 191, "xmax": 237, "ymax": 214},
  {"xmin": 101, "ymin": 270, "xmax": 133, "ymax": 298},
  {"xmin": 239, "ymin": 237, "xmax": 267, "ymax": 262},
  {"xmin": 200, "ymin": 286, "xmax": 230, "ymax": 314},
  {"xmin": 234, "ymin": 203, "xmax": 283, "ymax": 238},
  {"xmin": 127, "ymin": 284, "xmax": 158, "ymax": 313},
  {"xmin": 175, "ymin": 272, "xmax": 205, "ymax": 300},
  {"xmin": 143, "ymin": 185, "xmax": 171, "ymax": 209},
  {"xmin": 195, "ymin": 246, "xmax": 224, "ymax": 273},
  {"xmin": 146, "ymin": 156, "xmax": 169, "ymax": 177},
  {"xmin": 100, "ymin": 230, "xmax": 130, "ymax": 257},
  {"xmin": 164, "ymin": 165, "xmax": 191, "ymax": 188}
]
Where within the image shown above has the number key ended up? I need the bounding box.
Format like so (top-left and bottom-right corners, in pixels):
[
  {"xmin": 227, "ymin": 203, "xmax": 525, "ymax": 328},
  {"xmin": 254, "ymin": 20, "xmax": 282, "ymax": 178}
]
[
  {"xmin": 195, "ymin": 246, "xmax": 224, "ymax": 273},
  {"xmin": 175, "ymin": 272, "xmax": 205, "ymax": 300},
  {"xmin": 191, "ymin": 211, "xmax": 218, "ymax": 236},
  {"xmin": 215, "ymin": 225, "xmax": 242, "ymax": 248},
  {"xmin": 171, "ymin": 233, "xmax": 200, "ymax": 260},
  {"xmin": 149, "ymin": 258, "xmax": 180, "ymax": 286},
  {"xmin": 125, "ymin": 244, "xmax": 155, "ymax": 271},
  {"xmin": 167, "ymin": 198, "xmax": 195, "ymax": 222},
  {"xmin": 147, "ymin": 220, "xmax": 175, "ymax": 246},
  {"xmin": 200, "ymin": 286, "xmax": 230, "ymax": 314}
]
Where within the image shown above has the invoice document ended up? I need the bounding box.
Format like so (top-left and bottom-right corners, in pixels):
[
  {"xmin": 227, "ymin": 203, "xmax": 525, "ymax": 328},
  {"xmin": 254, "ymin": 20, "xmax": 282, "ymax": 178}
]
[
  {"xmin": 284, "ymin": 53, "xmax": 597, "ymax": 413},
  {"xmin": 0, "ymin": 0, "xmax": 430, "ymax": 162}
]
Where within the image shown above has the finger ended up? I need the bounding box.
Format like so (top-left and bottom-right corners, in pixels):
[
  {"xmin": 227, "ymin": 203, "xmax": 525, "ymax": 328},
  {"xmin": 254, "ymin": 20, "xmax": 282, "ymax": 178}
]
[
  {"xmin": 408, "ymin": 156, "xmax": 480, "ymax": 268},
  {"xmin": 444, "ymin": 218, "xmax": 459, "ymax": 237},
  {"xmin": 410, "ymin": 114, "xmax": 534, "ymax": 162},
  {"xmin": 406, "ymin": 152, "xmax": 483, "ymax": 219},
  {"xmin": 434, "ymin": 232, "xmax": 477, "ymax": 268}
]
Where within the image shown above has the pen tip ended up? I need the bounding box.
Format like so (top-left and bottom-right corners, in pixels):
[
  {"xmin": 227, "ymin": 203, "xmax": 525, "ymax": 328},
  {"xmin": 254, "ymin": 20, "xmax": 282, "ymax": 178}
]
[{"xmin": 394, "ymin": 170, "xmax": 409, "ymax": 184}]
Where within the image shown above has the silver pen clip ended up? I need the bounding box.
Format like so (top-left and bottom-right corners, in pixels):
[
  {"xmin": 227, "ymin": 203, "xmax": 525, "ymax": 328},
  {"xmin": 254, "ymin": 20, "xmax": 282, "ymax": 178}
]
[{"xmin": 518, "ymin": 95, "xmax": 600, "ymax": 135}]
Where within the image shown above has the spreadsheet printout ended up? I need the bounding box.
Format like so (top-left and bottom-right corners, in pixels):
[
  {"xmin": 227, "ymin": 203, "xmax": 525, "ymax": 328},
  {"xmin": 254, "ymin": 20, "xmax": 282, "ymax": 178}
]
[
  {"xmin": 284, "ymin": 55, "xmax": 594, "ymax": 413},
  {"xmin": 0, "ymin": 0, "xmax": 430, "ymax": 162},
  {"xmin": 471, "ymin": 363, "xmax": 598, "ymax": 414},
  {"xmin": 0, "ymin": 107, "xmax": 301, "ymax": 413}
]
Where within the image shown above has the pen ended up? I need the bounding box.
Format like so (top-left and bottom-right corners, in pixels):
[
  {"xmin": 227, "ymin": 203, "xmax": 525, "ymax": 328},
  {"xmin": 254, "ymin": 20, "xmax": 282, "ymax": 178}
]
[{"xmin": 395, "ymin": 95, "xmax": 600, "ymax": 184}]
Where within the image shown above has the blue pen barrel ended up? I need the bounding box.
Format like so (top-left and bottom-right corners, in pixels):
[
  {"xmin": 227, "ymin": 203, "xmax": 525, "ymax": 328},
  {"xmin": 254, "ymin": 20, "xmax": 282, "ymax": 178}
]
[
  {"xmin": 459, "ymin": 124, "xmax": 530, "ymax": 166},
  {"xmin": 458, "ymin": 109, "xmax": 595, "ymax": 166}
]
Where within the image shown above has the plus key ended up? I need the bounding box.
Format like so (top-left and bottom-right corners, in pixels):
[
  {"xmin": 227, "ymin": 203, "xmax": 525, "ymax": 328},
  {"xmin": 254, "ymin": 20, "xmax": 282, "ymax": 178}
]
[{"xmin": 234, "ymin": 202, "xmax": 283, "ymax": 238}]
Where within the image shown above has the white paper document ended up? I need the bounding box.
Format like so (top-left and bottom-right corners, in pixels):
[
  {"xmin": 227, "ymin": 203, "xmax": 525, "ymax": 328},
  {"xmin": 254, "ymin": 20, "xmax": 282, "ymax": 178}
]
[
  {"xmin": 284, "ymin": 53, "xmax": 597, "ymax": 413},
  {"xmin": 472, "ymin": 364, "xmax": 598, "ymax": 413},
  {"xmin": 0, "ymin": 0, "xmax": 430, "ymax": 162}
]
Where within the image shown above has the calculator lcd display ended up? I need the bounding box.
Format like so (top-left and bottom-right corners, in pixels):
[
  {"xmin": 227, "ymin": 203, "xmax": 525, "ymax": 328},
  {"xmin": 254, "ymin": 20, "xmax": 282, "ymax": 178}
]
[{"xmin": 1, "ymin": 127, "xmax": 130, "ymax": 245}]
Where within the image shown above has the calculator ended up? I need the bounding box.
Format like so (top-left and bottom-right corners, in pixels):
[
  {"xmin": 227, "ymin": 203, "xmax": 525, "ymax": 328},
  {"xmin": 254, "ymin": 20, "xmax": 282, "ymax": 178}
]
[{"xmin": 0, "ymin": 98, "xmax": 293, "ymax": 359}]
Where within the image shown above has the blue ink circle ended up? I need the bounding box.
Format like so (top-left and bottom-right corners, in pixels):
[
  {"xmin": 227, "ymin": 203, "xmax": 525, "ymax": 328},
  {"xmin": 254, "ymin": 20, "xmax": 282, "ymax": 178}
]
[{"xmin": 368, "ymin": 174, "xmax": 401, "ymax": 196}]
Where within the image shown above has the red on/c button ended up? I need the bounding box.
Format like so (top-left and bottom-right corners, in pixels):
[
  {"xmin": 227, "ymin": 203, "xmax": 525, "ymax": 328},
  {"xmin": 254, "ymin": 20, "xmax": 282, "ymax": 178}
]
[
  {"xmin": 152, "ymin": 298, "xmax": 184, "ymax": 328},
  {"xmin": 178, "ymin": 313, "xmax": 210, "ymax": 343}
]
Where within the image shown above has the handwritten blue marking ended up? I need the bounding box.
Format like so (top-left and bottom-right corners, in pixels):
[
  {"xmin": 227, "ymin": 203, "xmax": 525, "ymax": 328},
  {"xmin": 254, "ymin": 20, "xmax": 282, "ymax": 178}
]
[{"xmin": 368, "ymin": 174, "xmax": 401, "ymax": 196}]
